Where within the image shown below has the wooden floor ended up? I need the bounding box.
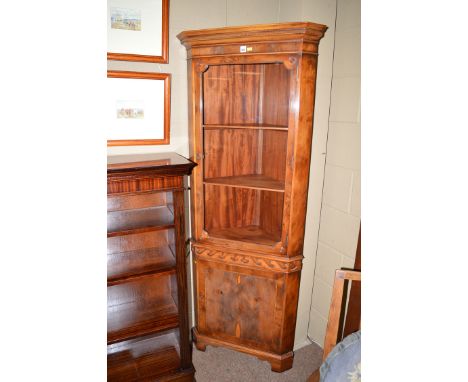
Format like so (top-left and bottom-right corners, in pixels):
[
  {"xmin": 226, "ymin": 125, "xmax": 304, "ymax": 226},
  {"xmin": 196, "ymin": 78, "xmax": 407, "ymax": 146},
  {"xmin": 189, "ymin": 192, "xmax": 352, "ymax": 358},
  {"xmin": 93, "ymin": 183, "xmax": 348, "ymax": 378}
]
[{"xmin": 192, "ymin": 341, "xmax": 323, "ymax": 382}]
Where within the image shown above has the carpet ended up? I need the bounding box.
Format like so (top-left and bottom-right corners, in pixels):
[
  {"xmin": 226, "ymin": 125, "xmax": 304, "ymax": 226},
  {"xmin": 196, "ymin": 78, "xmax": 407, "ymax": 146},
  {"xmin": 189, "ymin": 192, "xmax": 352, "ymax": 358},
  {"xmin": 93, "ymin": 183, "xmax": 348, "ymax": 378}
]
[{"xmin": 192, "ymin": 342, "xmax": 323, "ymax": 382}]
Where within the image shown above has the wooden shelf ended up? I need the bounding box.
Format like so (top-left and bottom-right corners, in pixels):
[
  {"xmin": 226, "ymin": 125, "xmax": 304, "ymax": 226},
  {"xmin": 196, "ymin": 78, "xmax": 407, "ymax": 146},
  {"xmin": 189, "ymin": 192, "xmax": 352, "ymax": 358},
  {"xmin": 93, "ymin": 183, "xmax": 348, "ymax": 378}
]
[
  {"xmin": 107, "ymin": 206, "xmax": 174, "ymax": 237},
  {"xmin": 107, "ymin": 330, "xmax": 181, "ymax": 382},
  {"xmin": 203, "ymin": 123, "xmax": 288, "ymax": 131},
  {"xmin": 108, "ymin": 276, "xmax": 179, "ymax": 344},
  {"xmin": 208, "ymin": 225, "xmax": 281, "ymax": 246},
  {"xmin": 107, "ymin": 245, "xmax": 176, "ymax": 284},
  {"xmin": 204, "ymin": 174, "xmax": 285, "ymax": 192}
]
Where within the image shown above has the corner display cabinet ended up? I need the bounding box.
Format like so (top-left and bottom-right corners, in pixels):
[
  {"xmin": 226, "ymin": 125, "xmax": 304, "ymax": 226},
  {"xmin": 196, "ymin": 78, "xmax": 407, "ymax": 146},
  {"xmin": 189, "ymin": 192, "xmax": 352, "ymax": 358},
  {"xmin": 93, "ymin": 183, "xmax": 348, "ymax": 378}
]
[
  {"xmin": 107, "ymin": 153, "xmax": 196, "ymax": 381},
  {"xmin": 177, "ymin": 22, "xmax": 327, "ymax": 372}
]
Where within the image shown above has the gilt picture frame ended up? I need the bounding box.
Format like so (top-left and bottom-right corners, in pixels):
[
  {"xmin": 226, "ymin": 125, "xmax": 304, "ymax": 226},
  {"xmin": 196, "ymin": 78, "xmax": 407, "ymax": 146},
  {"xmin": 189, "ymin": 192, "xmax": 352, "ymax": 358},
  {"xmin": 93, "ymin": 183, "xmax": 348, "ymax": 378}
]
[
  {"xmin": 107, "ymin": 71, "xmax": 171, "ymax": 146},
  {"xmin": 107, "ymin": 0, "xmax": 169, "ymax": 63}
]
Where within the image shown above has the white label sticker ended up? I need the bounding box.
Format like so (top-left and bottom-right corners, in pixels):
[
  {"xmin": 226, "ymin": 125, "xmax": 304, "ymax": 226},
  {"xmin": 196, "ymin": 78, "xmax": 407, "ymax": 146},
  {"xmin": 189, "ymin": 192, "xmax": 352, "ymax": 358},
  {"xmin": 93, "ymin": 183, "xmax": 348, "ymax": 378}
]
[{"xmin": 240, "ymin": 45, "xmax": 247, "ymax": 53}]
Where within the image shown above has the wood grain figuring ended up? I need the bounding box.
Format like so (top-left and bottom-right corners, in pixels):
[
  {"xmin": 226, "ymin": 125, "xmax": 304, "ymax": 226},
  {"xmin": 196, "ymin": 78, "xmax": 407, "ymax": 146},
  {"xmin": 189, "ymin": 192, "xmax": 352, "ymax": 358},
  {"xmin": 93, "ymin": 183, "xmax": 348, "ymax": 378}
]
[
  {"xmin": 204, "ymin": 185, "xmax": 260, "ymax": 231},
  {"xmin": 261, "ymin": 130, "xmax": 288, "ymax": 182},
  {"xmin": 107, "ymin": 206, "xmax": 174, "ymax": 237},
  {"xmin": 108, "ymin": 176, "xmax": 183, "ymax": 195},
  {"xmin": 260, "ymin": 191, "xmax": 284, "ymax": 240},
  {"xmin": 203, "ymin": 65, "xmax": 262, "ymax": 125},
  {"xmin": 262, "ymin": 64, "xmax": 290, "ymax": 126},
  {"xmin": 203, "ymin": 128, "xmax": 259, "ymax": 178},
  {"xmin": 204, "ymin": 174, "xmax": 285, "ymax": 192},
  {"xmin": 201, "ymin": 264, "xmax": 280, "ymax": 352},
  {"xmin": 107, "ymin": 330, "xmax": 181, "ymax": 382},
  {"xmin": 108, "ymin": 191, "xmax": 171, "ymax": 211},
  {"xmin": 107, "ymin": 273, "xmax": 179, "ymax": 344},
  {"xmin": 179, "ymin": 22, "xmax": 326, "ymax": 372},
  {"xmin": 208, "ymin": 226, "xmax": 279, "ymax": 246},
  {"xmin": 107, "ymin": 153, "xmax": 196, "ymax": 380},
  {"xmin": 286, "ymin": 54, "xmax": 319, "ymax": 257}
]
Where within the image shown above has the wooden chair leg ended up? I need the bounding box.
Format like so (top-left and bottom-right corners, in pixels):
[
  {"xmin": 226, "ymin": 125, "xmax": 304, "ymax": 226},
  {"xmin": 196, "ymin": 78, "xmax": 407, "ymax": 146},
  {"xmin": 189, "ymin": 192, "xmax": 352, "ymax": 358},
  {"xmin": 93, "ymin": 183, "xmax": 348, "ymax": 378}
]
[{"xmin": 307, "ymin": 369, "xmax": 320, "ymax": 382}]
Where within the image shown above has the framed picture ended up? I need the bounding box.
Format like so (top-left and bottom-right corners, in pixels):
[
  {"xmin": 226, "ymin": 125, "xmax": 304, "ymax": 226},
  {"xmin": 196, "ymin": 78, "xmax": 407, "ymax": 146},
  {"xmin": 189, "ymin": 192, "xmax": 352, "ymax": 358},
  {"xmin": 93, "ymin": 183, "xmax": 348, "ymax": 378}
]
[
  {"xmin": 107, "ymin": 0, "xmax": 169, "ymax": 63},
  {"xmin": 107, "ymin": 71, "xmax": 171, "ymax": 146}
]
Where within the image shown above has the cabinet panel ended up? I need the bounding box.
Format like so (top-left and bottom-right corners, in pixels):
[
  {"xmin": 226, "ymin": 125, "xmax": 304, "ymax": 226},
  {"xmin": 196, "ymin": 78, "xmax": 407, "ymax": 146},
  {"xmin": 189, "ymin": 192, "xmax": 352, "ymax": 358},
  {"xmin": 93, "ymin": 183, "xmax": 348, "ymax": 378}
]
[{"xmin": 197, "ymin": 258, "xmax": 284, "ymax": 353}]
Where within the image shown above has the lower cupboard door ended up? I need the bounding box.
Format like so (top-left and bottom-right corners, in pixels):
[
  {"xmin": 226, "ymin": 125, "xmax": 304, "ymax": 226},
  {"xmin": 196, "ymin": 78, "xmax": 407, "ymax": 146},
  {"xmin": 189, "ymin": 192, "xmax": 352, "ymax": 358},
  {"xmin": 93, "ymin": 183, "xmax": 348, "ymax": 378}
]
[{"xmin": 196, "ymin": 259, "xmax": 287, "ymax": 353}]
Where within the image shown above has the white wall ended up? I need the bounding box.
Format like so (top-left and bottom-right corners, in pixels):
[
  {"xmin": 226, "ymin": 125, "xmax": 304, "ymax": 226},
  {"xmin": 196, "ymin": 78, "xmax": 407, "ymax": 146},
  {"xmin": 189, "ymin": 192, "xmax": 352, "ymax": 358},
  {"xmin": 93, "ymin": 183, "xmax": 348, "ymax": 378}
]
[
  {"xmin": 307, "ymin": 0, "xmax": 361, "ymax": 347},
  {"xmin": 276, "ymin": 0, "xmax": 338, "ymax": 350},
  {"xmin": 107, "ymin": 0, "xmax": 360, "ymax": 351}
]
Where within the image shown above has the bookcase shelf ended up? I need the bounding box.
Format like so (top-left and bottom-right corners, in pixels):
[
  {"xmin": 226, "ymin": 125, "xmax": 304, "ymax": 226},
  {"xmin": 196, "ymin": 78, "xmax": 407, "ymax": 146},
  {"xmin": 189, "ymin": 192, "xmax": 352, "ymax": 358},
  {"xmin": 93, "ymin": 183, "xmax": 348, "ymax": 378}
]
[
  {"xmin": 107, "ymin": 273, "xmax": 179, "ymax": 344},
  {"xmin": 203, "ymin": 124, "xmax": 288, "ymax": 131},
  {"xmin": 107, "ymin": 206, "xmax": 174, "ymax": 237},
  {"xmin": 208, "ymin": 226, "xmax": 280, "ymax": 246},
  {"xmin": 107, "ymin": 330, "xmax": 182, "ymax": 382},
  {"xmin": 204, "ymin": 174, "xmax": 285, "ymax": 192},
  {"xmin": 107, "ymin": 245, "xmax": 176, "ymax": 284}
]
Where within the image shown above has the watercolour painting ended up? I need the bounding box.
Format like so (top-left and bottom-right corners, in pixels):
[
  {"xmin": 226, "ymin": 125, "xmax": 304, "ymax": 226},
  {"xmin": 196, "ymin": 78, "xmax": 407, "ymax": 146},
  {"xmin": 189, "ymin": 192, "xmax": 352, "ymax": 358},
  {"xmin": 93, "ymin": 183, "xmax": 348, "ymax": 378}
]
[
  {"xmin": 116, "ymin": 100, "xmax": 145, "ymax": 119},
  {"xmin": 107, "ymin": 71, "xmax": 170, "ymax": 146},
  {"xmin": 111, "ymin": 7, "xmax": 142, "ymax": 31}
]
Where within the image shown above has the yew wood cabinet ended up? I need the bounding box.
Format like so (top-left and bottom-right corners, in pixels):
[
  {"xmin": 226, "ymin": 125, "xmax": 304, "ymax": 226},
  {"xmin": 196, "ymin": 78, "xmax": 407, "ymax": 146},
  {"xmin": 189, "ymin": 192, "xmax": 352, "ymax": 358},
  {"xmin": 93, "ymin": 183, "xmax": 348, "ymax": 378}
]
[
  {"xmin": 178, "ymin": 22, "xmax": 327, "ymax": 372},
  {"xmin": 107, "ymin": 153, "xmax": 196, "ymax": 381}
]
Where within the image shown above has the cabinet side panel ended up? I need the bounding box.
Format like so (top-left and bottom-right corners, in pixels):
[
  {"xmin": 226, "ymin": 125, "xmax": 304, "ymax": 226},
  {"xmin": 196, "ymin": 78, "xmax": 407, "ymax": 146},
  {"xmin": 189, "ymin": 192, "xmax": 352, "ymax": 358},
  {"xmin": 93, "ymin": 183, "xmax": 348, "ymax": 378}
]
[
  {"xmin": 187, "ymin": 59, "xmax": 205, "ymax": 240},
  {"xmin": 288, "ymin": 55, "xmax": 319, "ymax": 256},
  {"xmin": 173, "ymin": 190, "xmax": 192, "ymax": 368}
]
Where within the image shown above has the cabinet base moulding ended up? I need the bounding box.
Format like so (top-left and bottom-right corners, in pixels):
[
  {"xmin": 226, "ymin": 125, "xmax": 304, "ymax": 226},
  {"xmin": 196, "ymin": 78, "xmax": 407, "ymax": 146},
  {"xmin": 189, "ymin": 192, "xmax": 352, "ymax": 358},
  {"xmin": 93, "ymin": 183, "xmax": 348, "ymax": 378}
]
[{"xmin": 192, "ymin": 328, "xmax": 294, "ymax": 372}]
